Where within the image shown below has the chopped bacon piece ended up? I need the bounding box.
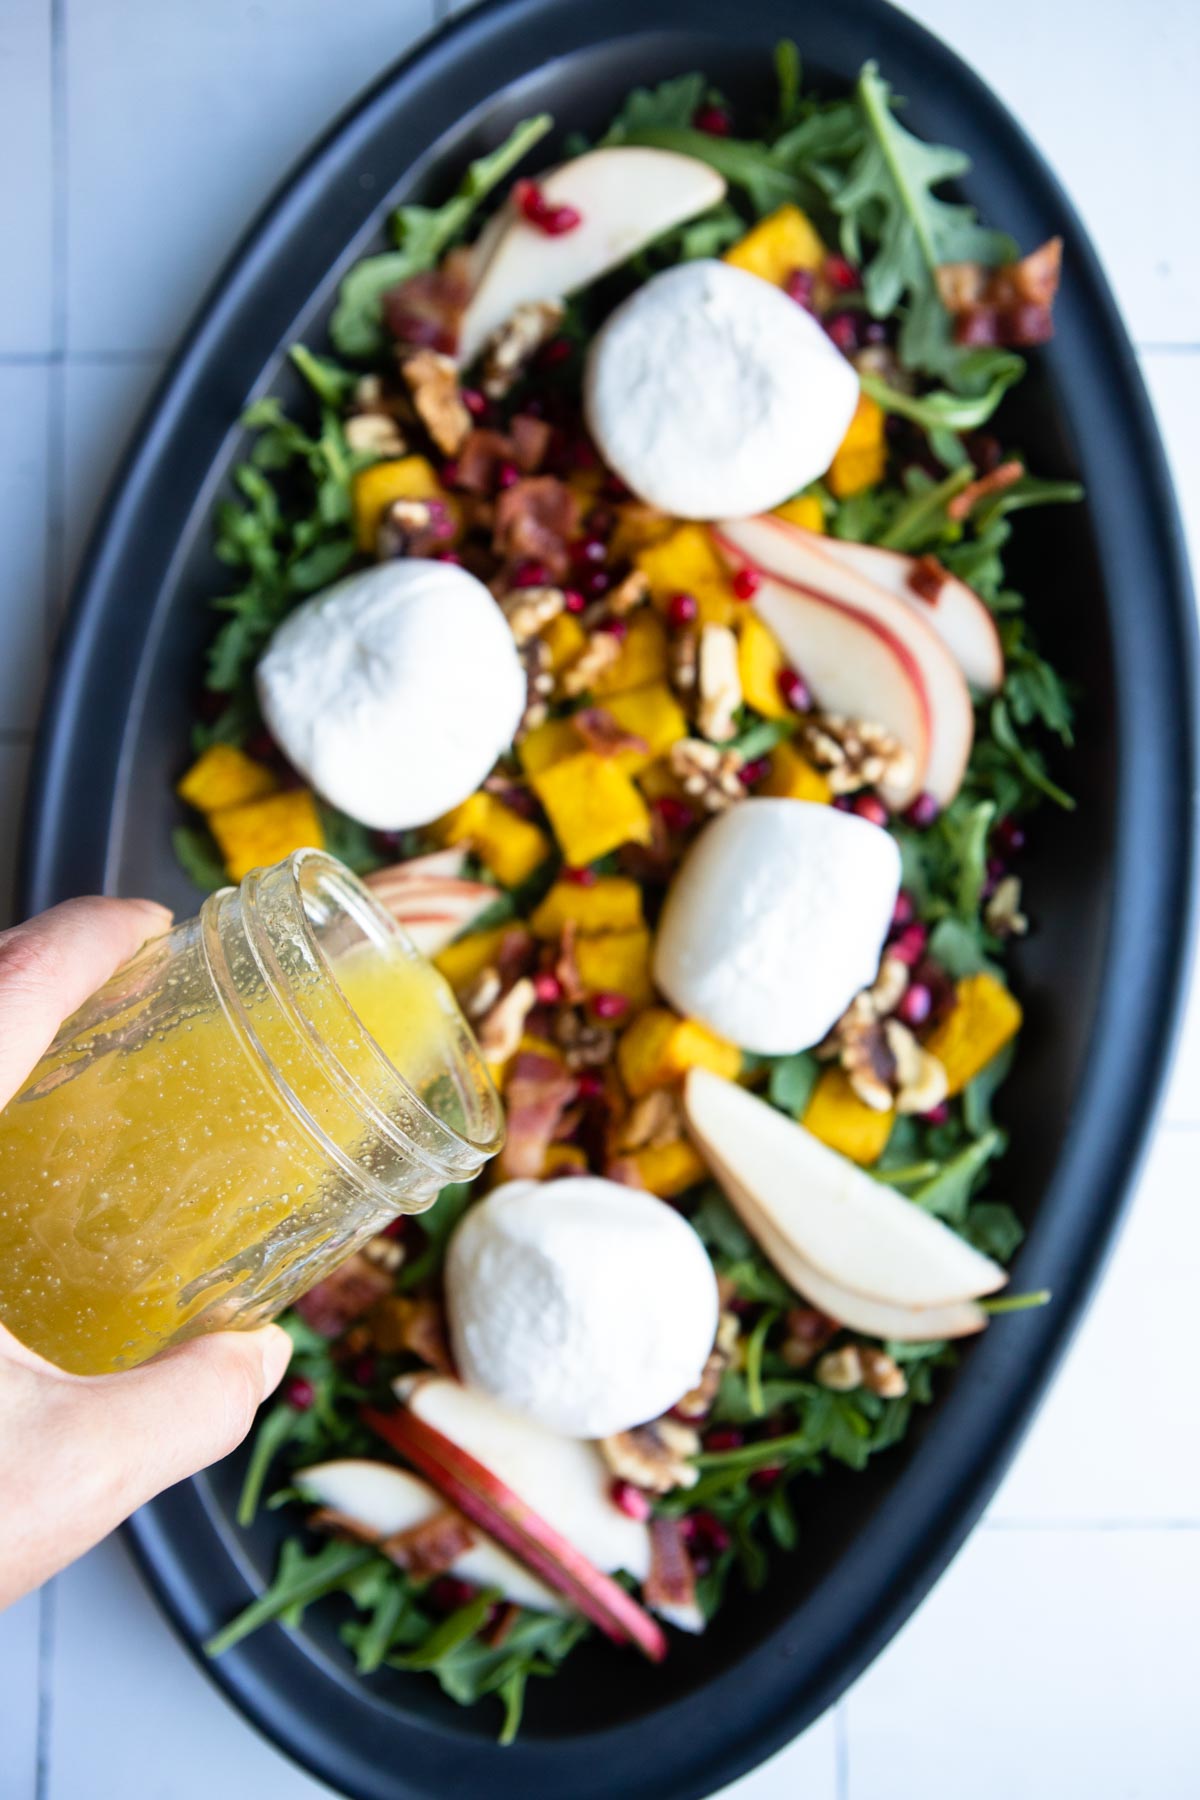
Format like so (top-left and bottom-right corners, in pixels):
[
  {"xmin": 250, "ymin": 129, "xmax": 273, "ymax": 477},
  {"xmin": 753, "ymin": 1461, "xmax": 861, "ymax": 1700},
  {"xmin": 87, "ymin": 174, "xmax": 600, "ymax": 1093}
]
[
  {"xmin": 367, "ymin": 1293, "xmax": 455, "ymax": 1371},
  {"xmin": 947, "ymin": 458, "xmax": 1025, "ymax": 522},
  {"xmin": 383, "ymin": 249, "xmax": 473, "ymax": 355},
  {"xmin": 554, "ymin": 921, "xmax": 588, "ymax": 1006},
  {"xmin": 484, "ymin": 1601, "xmax": 522, "ymax": 1649},
  {"xmin": 456, "ymin": 428, "xmax": 516, "ymax": 494},
  {"xmin": 644, "ymin": 1516, "xmax": 704, "ymax": 1634},
  {"xmin": 605, "ymin": 1155, "xmax": 647, "ymax": 1190},
  {"xmin": 493, "ymin": 476, "xmax": 580, "ymax": 582},
  {"xmin": 510, "ymin": 412, "xmax": 554, "ymax": 473},
  {"xmin": 294, "ymin": 1252, "xmax": 393, "ymax": 1338},
  {"xmin": 381, "ymin": 1509, "xmax": 478, "ymax": 1578},
  {"xmin": 907, "ymin": 554, "xmax": 949, "ymax": 604},
  {"xmin": 498, "ymin": 1049, "xmax": 578, "ymax": 1180},
  {"xmin": 936, "ymin": 237, "xmax": 1062, "ymax": 348},
  {"xmin": 572, "ymin": 707, "xmax": 650, "ymax": 759}
]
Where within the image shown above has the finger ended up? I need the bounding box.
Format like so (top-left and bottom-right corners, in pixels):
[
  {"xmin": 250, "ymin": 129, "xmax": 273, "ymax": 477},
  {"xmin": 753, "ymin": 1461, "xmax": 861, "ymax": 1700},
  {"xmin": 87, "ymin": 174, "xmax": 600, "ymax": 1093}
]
[{"xmin": 0, "ymin": 896, "xmax": 173, "ymax": 1102}]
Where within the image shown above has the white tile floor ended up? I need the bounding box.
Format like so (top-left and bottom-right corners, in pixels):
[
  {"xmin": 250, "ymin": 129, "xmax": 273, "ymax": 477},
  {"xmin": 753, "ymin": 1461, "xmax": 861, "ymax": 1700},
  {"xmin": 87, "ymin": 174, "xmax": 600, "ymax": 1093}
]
[{"xmin": 0, "ymin": 2, "xmax": 1196, "ymax": 1796}]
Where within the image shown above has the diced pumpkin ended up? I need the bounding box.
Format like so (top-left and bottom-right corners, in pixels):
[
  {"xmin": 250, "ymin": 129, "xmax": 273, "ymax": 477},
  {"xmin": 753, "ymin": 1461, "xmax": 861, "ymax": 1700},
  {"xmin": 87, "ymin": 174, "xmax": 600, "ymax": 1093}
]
[
  {"xmin": 803, "ymin": 1067, "xmax": 894, "ymax": 1165},
  {"xmin": 541, "ymin": 611, "xmax": 589, "ymax": 676},
  {"xmin": 530, "ymin": 752, "xmax": 652, "ymax": 867},
  {"xmin": 924, "ymin": 973, "xmax": 1023, "ymax": 1097},
  {"xmin": 574, "ymin": 927, "xmax": 654, "ymax": 1008},
  {"xmin": 773, "ymin": 494, "xmax": 825, "ymax": 532},
  {"xmin": 530, "ymin": 876, "xmax": 644, "ymax": 940},
  {"xmin": 435, "ymin": 791, "xmax": 550, "ymax": 888},
  {"xmin": 636, "ymin": 756, "xmax": 686, "ymax": 804},
  {"xmin": 208, "ymin": 789, "xmax": 324, "ymax": 883},
  {"xmin": 736, "ymin": 613, "xmax": 791, "ymax": 720},
  {"xmin": 827, "ymin": 393, "xmax": 886, "ymax": 499},
  {"xmin": 591, "ymin": 610, "xmax": 671, "ymax": 696},
  {"xmin": 631, "ymin": 1138, "xmax": 707, "ymax": 1198},
  {"xmin": 760, "ymin": 740, "xmax": 833, "ymax": 804},
  {"xmin": 543, "ymin": 1143, "xmax": 589, "ymax": 1178},
  {"xmin": 176, "ymin": 744, "xmax": 277, "ymax": 814},
  {"xmin": 618, "ymin": 1007, "xmax": 742, "ymax": 1097},
  {"xmin": 517, "ymin": 717, "xmax": 580, "ymax": 778},
  {"xmin": 351, "ymin": 455, "xmax": 459, "ymax": 552},
  {"xmin": 723, "ymin": 204, "xmax": 826, "ymax": 286},
  {"xmin": 433, "ymin": 923, "xmax": 529, "ymax": 994},
  {"xmin": 609, "ymin": 502, "xmax": 675, "ymax": 564},
  {"xmin": 635, "ymin": 524, "xmax": 735, "ymax": 627},
  {"xmin": 603, "ymin": 683, "xmax": 689, "ymax": 771}
]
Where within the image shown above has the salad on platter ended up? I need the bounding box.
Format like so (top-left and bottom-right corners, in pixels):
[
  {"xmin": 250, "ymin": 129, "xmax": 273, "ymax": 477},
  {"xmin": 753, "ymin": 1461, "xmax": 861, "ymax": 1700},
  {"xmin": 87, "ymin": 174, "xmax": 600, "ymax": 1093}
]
[{"xmin": 180, "ymin": 47, "xmax": 1080, "ymax": 1741}]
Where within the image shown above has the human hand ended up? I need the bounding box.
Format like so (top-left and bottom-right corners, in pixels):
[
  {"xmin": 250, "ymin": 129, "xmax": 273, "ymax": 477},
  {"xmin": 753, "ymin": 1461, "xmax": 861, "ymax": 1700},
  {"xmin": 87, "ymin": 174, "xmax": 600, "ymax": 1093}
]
[{"xmin": 0, "ymin": 898, "xmax": 292, "ymax": 1611}]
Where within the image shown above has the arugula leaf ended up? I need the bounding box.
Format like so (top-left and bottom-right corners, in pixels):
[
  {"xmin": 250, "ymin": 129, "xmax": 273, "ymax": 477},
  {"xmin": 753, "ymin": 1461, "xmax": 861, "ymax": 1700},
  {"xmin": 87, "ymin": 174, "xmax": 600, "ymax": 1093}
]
[
  {"xmin": 205, "ymin": 1539, "xmax": 382, "ymax": 1658},
  {"xmin": 962, "ymin": 1202, "xmax": 1025, "ymax": 1262},
  {"xmin": 690, "ymin": 1185, "xmax": 755, "ymax": 1261},
  {"xmin": 392, "ymin": 1588, "xmax": 501, "ymax": 1669},
  {"xmin": 603, "ymin": 72, "xmax": 707, "ymax": 139},
  {"xmin": 773, "ymin": 40, "xmax": 802, "ymax": 130},
  {"xmin": 615, "ymin": 125, "xmax": 802, "ymax": 215},
  {"xmin": 398, "ymin": 1182, "xmax": 477, "ymax": 1291},
  {"xmin": 330, "ymin": 114, "xmax": 553, "ymax": 360},
  {"xmin": 289, "ymin": 343, "xmax": 358, "ymax": 409},
  {"xmin": 990, "ymin": 697, "xmax": 1075, "ymax": 810},
  {"xmin": 768, "ymin": 1051, "xmax": 820, "ymax": 1117},
  {"xmin": 962, "ymin": 1042, "xmax": 1016, "ymax": 1137},
  {"xmin": 171, "ymin": 824, "xmax": 227, "ymax": 893},
  {"xmin": 859, "ymin": 361, "xmax": 1022, "ymax": 434},
  {"xmin": 910, "ymin": 1129, "xmax": 1003, "ymax": 1225},
  {"xmin": 875, "ymin": 465, "xmax": 974, "ymax": 551},
  {"xmin": 318, "ymin": 804, "xmax": 386, "ymax": 875},
  {"xmin": 926, "ymin": 916, "xmax": 1001, "ymax": 979}
]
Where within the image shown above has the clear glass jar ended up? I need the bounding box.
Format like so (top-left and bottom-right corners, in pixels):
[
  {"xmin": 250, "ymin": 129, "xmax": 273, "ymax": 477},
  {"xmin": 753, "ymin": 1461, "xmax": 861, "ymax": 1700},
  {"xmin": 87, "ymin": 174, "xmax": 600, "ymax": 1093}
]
[{"xmin": 0, "ymin": 850, "xmax": 503, "ymax": 1376}]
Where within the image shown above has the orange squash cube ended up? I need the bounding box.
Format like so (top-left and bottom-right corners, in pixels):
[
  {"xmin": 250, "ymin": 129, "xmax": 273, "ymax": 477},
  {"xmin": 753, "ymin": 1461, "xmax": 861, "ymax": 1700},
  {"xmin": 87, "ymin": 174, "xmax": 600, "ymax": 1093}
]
[
  {"xmin": 617, "ymin": 1007, "xmax": 742, "ymax": 1097},
  {"xmin": 176, "ymin": 744, "xmax": 277, "ymax": 814},
  {"xmin": 530, "ymin": 877, "xmax": 644, "ymax": 940},
  {"xmin": 636, "ymin": 524, "xmax": 735, "ymax": 627},
  {"xmin": 723, "ymin": 204, "xmax": 826, "ymax": 286},
  {"xmin": 803, "ymin": 1067, "xmax": 894, "ymax": 1165},
  {"xmin": 351, "ymin": 455, "xmax": 459, "ymax": 552},
  {"xmin": 436, "ymin": 791, "xmax": 550, "ymax": 889},
  {"xmin": 924, "ymin": 974, "xmax": 1023, "ymax": 1096},
  {"xmin": 631, "ymin": 1138, "xmax": 707, "ymax": 1198},
  {"xmin": 208, "ymin": 789, "xmax": 324, "ymax": 882},
  {"xmin": 760, "ymin": 741, "xmax": 832, "ymax": 804},
  {"xmin": 529, "ymin": 753, "xmax": 652, "ymax": 867},
  {"xmin": 827, "ymin": 393, "xmax": 886, "ymax": 498}
]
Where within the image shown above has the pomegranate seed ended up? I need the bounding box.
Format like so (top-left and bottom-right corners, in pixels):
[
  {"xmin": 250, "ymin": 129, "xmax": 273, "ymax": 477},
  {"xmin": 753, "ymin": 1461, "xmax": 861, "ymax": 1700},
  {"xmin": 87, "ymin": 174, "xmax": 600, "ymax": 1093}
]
[
  {"xmin": 891, "ymin": 891, "xmax": 916, "ymax": 931},
  {"xmin": 585, "ymin": 505, "xmax": 616, "ymax": 537},
  {"xmin": 564, "ymin": 865, "xmax": 597, "ymax": 886},
  {"xmin": 705, "ymin": 1428, "xmax": 745, "ymax": 1452},
  {"xmin": 824, "ymin": 252, "xmax": 861, "ymax": 292},
  {"xmin": 890, "ymin": 922, "xmax": 928, "ymax": 966},
  {"xmin": 461, "ymin": 387, "xmax": 488, "ymax": 417},
  {"xmin": 439, "ymin": 459, "xmax": 460, "ymax": 488},
  {"xmin": 731, "ymin": 566, "xmax": 761, "ymax": 601},
  {"xmin": 750, "ymin": 1465, "xmax": 784, "ymax": 1493},
  {"xmin": 667, "ymin": 590, "xmax": 699, "ymax": 627},
  {"xmin": 920, "ymin": 1101, "xmax": 951, "ymax": 1126},
  {"xmin": 903, "ymin": 792, "xmax": 940, "ymax": 829},
  {"xmin": 575, "ymin": 1069, "xmax": 605, "ymax": 1101},
  {"xmin": 537, "ymin": 334, "xmax": 574, "ymax": 366},
  {"xmin": 570, "ymin": 436, "xmax": 599, "ymax": 470},
  {"xmin": 602, "ymin": 473, "xmax": 631, "ymax": 501},
  {"xmin": 740, "ymin": 757, "xmax": 770, "ymax": 787},
  {"xmin": 994, "ymin": 816, "xmax": 1027, "ymax": 856},
  {"xmin": 833, "ymin": 796, "xmax": 853, "ymax": 812},
  {"xmin": 785, "ymin": 268, "xmax": 816, "ymax": 309},
  {"xmin": 352, "ymin": 1355, "xmax": 377, "ymax": 1386},
  {"xmin": 591, "ymin": 990, "xmax": 629, "ymax": 1021},
  {"xmin": 562, "ymin": 587, "xmax": 586, "ymax": 614},
  {"xmin": 598, "ymin": 616, "xmax": 628, "ymax": 641},
  {"xmin": 684, "ymin": 1511, "xmax": 732, "ymax": 1555},
  {"xmin": 693, "ymin": 103, "xmax": 731, "ymax": 136},
  {"xmin": 851, "ymin": 793, "xmax": 889, "ymax": 828},
  {"xmin": 382, "ymin": 1215, "xmax": 408, "ymax": 1239},
  {"xmin": 654, "ymin": 795, "xmax": 695, "ymax": 833},
  {"xmin": 533, "ymin": 971, "xmax": 563, "ymax": 1005},
  {"xmin": 897, "ymin": 982, "xmax": 933, "ymax": 1028},
  {"xmin": 610, "ymin": 1479, "xmax": 653, "ymax": 1521},
  {"xmin": 283, "ymin": 1376, "xmax": 315, "ymax": 1411},
  {"xmin": 583, "ymin": 568, "xmax": 611, "ymax": 598},
  {"xmin": 512, "ymin": 558, "xmax": 548, "ymax": 587},
  {"xmin": 373, "ymin": 828, "xmax": 406, "ymax": 853},
  {"xmin": 826, "ymin": 311, "xmax": 867, "ymax": 355},
  {"xmin": 545, "ymin": 203, "xmax": 582, "ymax": 236},
  {"xmin": 572, "ymin": 535, "xmax": 608, "ymax": 565},
  {"xmin": 429, "ymin": 1575, "xmax": 477, "ymax": 1614},
  {"xmin": 514, "ymin": 179, "xmax": 582, "ymax": 236},
  {"xmin": 436, "ymin": 549, "xmax": 464, "ymax": 565},
  {"xmin": 776, "ymin": 667, "xmax": 812, "ymax": 712},
  {"xmin": 496, "ymin": 460, "xmax": 520, "ymax": 490}
]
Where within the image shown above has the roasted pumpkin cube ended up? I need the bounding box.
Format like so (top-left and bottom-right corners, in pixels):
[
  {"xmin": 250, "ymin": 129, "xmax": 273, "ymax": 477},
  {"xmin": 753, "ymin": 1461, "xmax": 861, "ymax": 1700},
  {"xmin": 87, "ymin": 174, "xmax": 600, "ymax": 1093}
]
[
  {"xmin": 737, "ymin": 614, "xmax": 791, "ymax": 720},
  {"xmin": 590, "ymin": 610, "xmax": 671, "ymax": 696},
  {"xmin": 540, "ymin": 611, "xmax": 589, "ymax": 677},
  {"xmin": 631, "ymin": 1138, "xmax": 707, "ymax": 1198},
  {"xmin": 617, "ymin": 1007, "xmax": 742, "ymax": 1097},
  {"xmin": 208, "ymin": 789, "xmax": 324, "ymax": 882},
  {"xmin": 516, "ymin": 717, "xmax": 580, "ymax": 778},
  {"xmin": 609, "ymin": 502, "xmax": 675, "ymax": 564},
  {"xmin": 530, "ymin": 876, "xmax": 644, "ymax": 940},
  {"xmin": 761, "ymin": 740, "xmax": 832, "ymax": 804},
  {"xmin": 574, "ymin": 927, "xmax": 654, "ymax": 1008},
  {"xmin": 924, "ymin": 973, "xmax": 1023, "ymax": 1096},
  {"xmin": 803, "ymin": 1067, "xmax": 894, "ymax": 1165},
  {"xmin": 723, "ymin": 204, "xmax": 825, "ymax": 285},
  {"xmin": 773, "ymin": 494, "xmax": 825, "ymax": 532},
  {"xmin": 635, "ymin": 757, "xmax": 686, "ymax": 805},
  {"xmin": 351, "ymin": 455, "xmax": 458, "ymax": 552},
  {"xmin": 433, "ymin": 923, "xmax": 530, "ymax": 994},
  {"xmin": 542, "ymin": 1143, "xmax": 590, "ymax": 1178},
  {"xmin": 176, "ymin": 744, "xmax": 277, "ymax": 814},
  {"xmin": 529, "ymin": 752, "xmax": 652, "ymax": 867},
  {"xmin": 603, "ymin": 682, "xmax": 689, "ymax": 771},
  {"xmin": 635, "ymin": 524, "xmax": 735, "ymax": 627},
  {"xmin": 827, "ymin": 393, "xmax": 886, "ymax": 499},
  {"xmin": 436, "ymin": 791, "xmax": 550, "ymax": 888}
]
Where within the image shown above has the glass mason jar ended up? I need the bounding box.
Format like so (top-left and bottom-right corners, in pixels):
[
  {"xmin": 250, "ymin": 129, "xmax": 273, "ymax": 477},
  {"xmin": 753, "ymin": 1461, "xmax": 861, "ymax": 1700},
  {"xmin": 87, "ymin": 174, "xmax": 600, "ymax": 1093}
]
[{"xmin": 0, "ymin": 850, "xmax": 503, "ymax": 1376}]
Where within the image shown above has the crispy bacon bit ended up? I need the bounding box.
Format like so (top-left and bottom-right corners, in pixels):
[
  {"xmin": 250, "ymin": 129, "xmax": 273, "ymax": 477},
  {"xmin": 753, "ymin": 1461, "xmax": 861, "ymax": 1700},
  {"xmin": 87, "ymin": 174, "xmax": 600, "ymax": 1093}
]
[
  {"xmin": 294, "ymin": 1252, "xmax": 393, "ymax": 1338},
  {"xmin": 554, "ymin": 923, "xmax": 588, "ymax": 1006},
  {"xmin": 381, "ymin": 1509, "xmax": 478, "ymax": 1578},
  {"xmin": 498, "ymin": 1049, "xmax": 578, "ymax": 1180},
  {"xmin": 493, "ymin": 476, "xmax": 581, "ymax": 581},
  {"xmin": 946, "ymin": 458, "xmax": 1025, "ymax": 522},
  {"xmin": 484, "ymin": 1601, "xmax": 521, "ymax": 1649},
  {"xmin": 908, "ymin": 554, "xmax": 949, "ymax": 604},
  {"xmin": 936, "ymin": 237, "xmax": 1062, "ymax": 348},
  {"xmin": 510, "ymin": 412, "xmax": 554, "ymax": 473},
  {"xmin": 457, "ymin": 428, "xmax": 516, "ymax": 495},
  {"xmin": 644, "ymin": 1516, "xmax": 704, "ymax": 1634},
  {"xmin": 399, "ymin": 348, "xmax": 471, "ymax": 457},
  {"xmin": 366, "ymin": 1294, "xmax": 454, "ymax": 1372},
  {"xmin": 572, "ymin": 707, "xmax": 649, "ymax": 760},
  {"xmin": 383, "ymin": 249, "xmax": 473, "ymax": 354}
]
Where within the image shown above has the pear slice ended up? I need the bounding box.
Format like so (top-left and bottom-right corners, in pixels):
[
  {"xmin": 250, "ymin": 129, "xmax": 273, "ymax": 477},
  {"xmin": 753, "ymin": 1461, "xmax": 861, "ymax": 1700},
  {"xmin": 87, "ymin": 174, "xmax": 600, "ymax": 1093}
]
[
  {"xmin": 295, "ymin": 1458, "xmax": 565, "ymax": 1612},
  {"xmin": 684, "ymin": 1068, "xmax": 1007, "ymax": 1309},
  {"xmin": 458, "ymin": 147, "xmax": 727, "ymax": 365}
]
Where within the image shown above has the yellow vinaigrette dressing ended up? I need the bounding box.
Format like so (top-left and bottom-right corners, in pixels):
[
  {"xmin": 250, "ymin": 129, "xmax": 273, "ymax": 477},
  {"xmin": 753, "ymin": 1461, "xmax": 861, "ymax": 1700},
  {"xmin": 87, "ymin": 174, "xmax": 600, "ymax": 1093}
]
[{"xmin": 0, "ymin": 852, "xmax": 502, "ymax": 1375}]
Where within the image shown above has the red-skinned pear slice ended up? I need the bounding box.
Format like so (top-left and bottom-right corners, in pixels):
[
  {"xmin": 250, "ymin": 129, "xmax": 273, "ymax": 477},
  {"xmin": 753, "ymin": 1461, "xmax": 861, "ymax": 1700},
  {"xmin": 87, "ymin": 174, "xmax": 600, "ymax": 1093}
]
[
  {"xmin": 364, "ymin": 864, "xmax": 497, "ymax": 955},
  {"xmin": 711, "ymin": 529, "xmax": 929, "ymax": 807},
  {"xmin": 458, "ymin": 148, "xmax": 727, "ymax": 365},
  {"xmin": 295, "ymin": 1459, "xmax": 565, "ymax": 1612},
  {"xmin": 714, "ymin": 516, "xmax": 975, "ymax": 807},
  {"xmin": 683, "ymin": 1068, "xmax": 1007, "ymax": 1308},
  {"xmin": 364, "ymin": 1398, "xmax": 667, "ymax": 1660},
  {"xmin": 789, "ymin": 528, "xmax": 1004, "ymax": 695}
]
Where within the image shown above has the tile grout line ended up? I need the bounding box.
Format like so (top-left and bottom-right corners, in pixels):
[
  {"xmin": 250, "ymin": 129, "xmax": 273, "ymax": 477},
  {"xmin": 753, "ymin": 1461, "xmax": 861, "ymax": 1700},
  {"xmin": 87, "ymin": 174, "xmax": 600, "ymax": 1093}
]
[
  {"xmin": 35, "ymin": 1578, "xmax": 57, "ymax": 1800},
  {"xmin": 42, "ymin": 0, "xmax": 69, "ymax": 655}
]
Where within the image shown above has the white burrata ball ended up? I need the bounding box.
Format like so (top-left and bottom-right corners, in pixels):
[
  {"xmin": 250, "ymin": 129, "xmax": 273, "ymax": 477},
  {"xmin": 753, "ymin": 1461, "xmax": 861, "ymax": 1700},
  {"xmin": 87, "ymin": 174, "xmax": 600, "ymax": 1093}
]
[
  {"xmin": 445, "ymin": 1178, "xmax": 720, "ymax": 1438},
  {"xmin": 653, "ymin": 799, "xmax": 901, "ymax": 1055},
  {"xmin": 256, "ymin": 560, "xmax": 525, "ymax": 831},
  {"xmin": 583, "ymin": 259, "xmax": 859, "ymax": 519}
]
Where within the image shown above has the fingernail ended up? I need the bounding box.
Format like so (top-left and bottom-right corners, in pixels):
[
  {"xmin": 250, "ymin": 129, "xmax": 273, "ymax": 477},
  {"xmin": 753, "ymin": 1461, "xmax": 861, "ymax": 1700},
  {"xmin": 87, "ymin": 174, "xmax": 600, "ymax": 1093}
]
[
  {"xmin": 134, "ymin": 900, "xmax": 175, "ymax": 928},
  {"xmin": 257, "ymin": 1324, "xmax": 293, "ymax": 1396}
]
